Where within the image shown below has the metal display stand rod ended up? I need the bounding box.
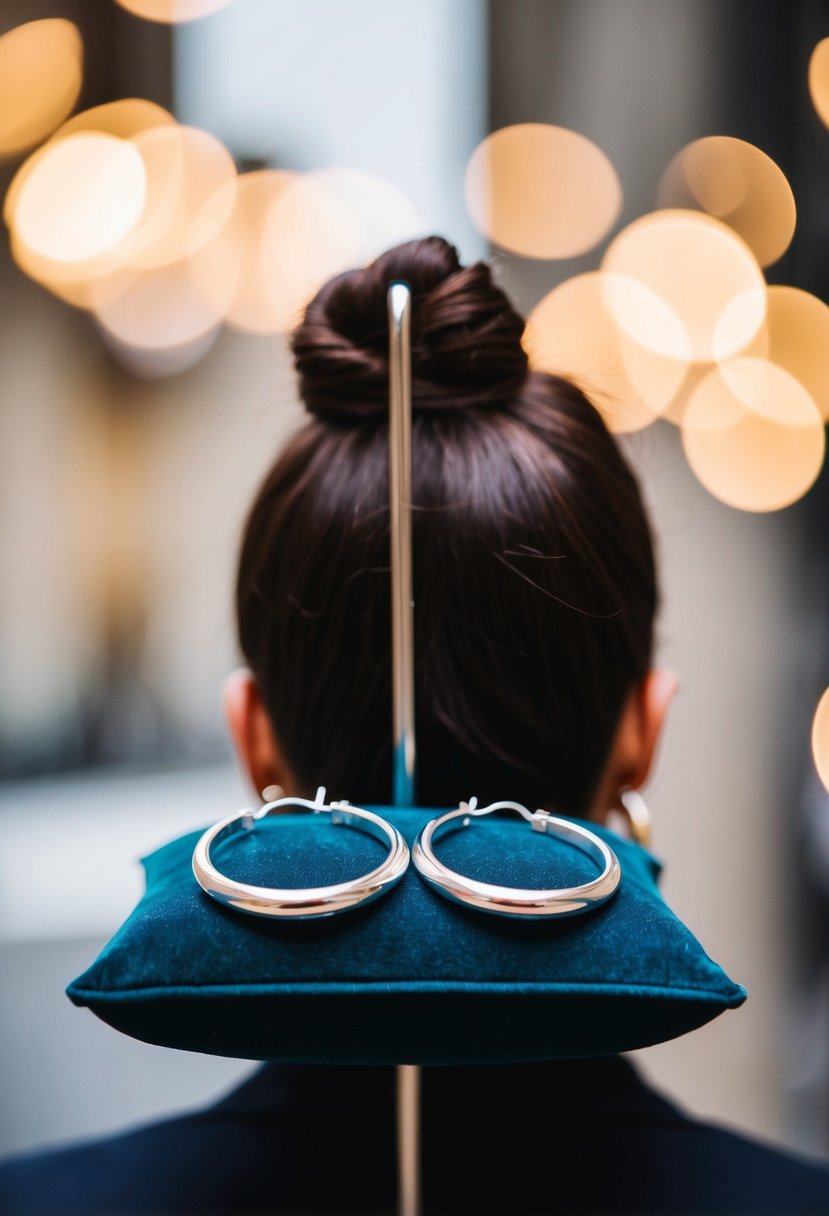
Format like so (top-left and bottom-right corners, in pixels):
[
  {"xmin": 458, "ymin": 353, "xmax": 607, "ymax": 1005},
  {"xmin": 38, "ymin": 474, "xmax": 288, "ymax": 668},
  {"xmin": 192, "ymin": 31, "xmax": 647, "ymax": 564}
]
[{"xmin": 388, "ymin": 283, "xmax": 421, "ymax": 1216}]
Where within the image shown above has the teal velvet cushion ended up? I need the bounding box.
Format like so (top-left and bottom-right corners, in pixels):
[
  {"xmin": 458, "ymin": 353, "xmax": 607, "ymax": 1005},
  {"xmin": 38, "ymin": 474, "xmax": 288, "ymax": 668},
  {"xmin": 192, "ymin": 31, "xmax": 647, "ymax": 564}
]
[{"xmin": 67, "ymin": 807, "xmax": 746, "ymax": 1065}]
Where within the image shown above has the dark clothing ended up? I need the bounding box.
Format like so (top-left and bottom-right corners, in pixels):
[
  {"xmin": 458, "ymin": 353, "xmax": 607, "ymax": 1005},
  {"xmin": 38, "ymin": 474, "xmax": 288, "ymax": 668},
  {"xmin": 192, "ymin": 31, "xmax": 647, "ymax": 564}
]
[{"xmin": 2, "ymin": 1056, "xmax": 829, "ymax": 1214}]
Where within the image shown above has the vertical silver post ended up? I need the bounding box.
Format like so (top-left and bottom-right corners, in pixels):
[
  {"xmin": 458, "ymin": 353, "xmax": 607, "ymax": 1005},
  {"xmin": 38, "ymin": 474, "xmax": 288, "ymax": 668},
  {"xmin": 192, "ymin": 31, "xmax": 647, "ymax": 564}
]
[
  {"xmin": 388, "ymin": 282, "xmax": 421, "ymax": 1216},
  {"xmin": 388, "ymin": 282, "xmax": 416, "ymax": 808}
]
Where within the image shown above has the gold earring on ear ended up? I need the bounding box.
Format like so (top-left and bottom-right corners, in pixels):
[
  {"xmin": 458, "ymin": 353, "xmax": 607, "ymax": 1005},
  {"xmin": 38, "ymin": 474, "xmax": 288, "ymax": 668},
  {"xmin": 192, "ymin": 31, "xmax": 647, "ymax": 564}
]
[
  {"xmin": 615, "ymin": 789, "xmax": 653, "ymax": 850},
  {"xmin": 261, "ymin": 784, "xmax": 285, "ymax": 804}
]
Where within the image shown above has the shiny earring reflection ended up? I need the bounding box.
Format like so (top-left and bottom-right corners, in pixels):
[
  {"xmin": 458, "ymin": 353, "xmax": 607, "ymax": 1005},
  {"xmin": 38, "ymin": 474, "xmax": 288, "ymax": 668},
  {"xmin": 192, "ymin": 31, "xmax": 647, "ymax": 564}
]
[
  {"xmin": 192, "ymin": 786, "xmax": 409, "ymax": 920},
  {"xmin": 412, "ymin": 796, "xmax": 622, "ymax": 919}
]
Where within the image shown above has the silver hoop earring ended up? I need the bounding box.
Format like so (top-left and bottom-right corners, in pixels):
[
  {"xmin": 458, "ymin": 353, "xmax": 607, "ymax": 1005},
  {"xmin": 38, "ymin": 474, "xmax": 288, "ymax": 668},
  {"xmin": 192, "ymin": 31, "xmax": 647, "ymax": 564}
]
[
  {"xmin": 412, "ymin": 798, "xmax": 621, "ymax": 919},
  {"xmin": 192, "ymin": 786, "xmax": 409, "ymax": 920}
]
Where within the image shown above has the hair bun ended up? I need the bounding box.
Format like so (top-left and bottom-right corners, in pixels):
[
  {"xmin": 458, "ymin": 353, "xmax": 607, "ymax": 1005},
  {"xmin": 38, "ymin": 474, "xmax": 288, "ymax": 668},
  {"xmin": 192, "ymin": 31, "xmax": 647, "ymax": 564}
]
[{"xmin": 291, "ymin": 235, "xmax": 528, "ymax": 422}]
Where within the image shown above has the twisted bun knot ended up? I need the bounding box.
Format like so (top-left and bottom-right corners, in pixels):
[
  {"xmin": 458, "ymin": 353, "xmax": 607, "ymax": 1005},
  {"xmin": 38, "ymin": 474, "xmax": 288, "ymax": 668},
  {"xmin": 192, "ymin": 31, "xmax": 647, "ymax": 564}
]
[{"xmin": 291, "ymin": 235, "xmax": 529, "ymax": 421}]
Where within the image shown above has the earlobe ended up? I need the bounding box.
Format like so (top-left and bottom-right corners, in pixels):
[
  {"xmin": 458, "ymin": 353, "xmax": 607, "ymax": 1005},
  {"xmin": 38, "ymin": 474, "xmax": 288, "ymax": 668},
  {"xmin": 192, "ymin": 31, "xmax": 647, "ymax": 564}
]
[
  {"xmin": 222, "ymin": 667, "xmax": 256, "ymax": 767},
  {"xmin": 222, "ymin": 667, "xmax": 289, "ymax": 800},
  {"xmin": 616, "ymin": 670, "xmax": 677, "ymax": 844},
  {"xmin": 585, "ymin": 669, "xmax": 679, "ymax": 827},
  {"xmin": 628, "ymin": 668, "xmax": 679, "ymax": 793}
]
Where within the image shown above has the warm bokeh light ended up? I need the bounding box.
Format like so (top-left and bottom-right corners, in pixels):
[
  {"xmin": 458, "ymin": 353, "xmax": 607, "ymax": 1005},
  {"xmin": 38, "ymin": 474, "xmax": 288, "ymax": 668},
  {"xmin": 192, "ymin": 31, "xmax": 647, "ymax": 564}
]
[
  {"xmin": 647, "ymin": 362, "xmax": 715, "ymax": 428},
  {"xmin": 523, "ymin": 272, "xmax": 688, "ymax": 432},
  {"xmin": 124, "ymin": 124, "xmax": 237, "ymax": 269},
  {"xmin": 7, "ymin": 227, "xmax": 139, "ymax": 312},
  {"xmin": 100, "ymin": 327, "xmax": 222, "ymax": 378},
  {"xmin": 293, "ymin": 166, "xmax": 421, "ymax": 264},
  {"xmin": 3, "ymin": 107, "xmax": 237, "ymax": 315},
  {"xmin": 602, "ymin": 209, "xmax": 766, "ymax": 363},
  {"xmin": 623, "ymin": 297, "xmax": 770, "ymax": 428},
  {"xmin": 657, "ymin": 136, "xmax": 796, "ymax": 268},
  {"xmin": 464, "ymin": 123, "xmax": 622, "ymax": 259},
  {"xmin": 192, "ymin": 166, "xmax": 420, "ymax": 334},
  {"xmin": 809, "ymin": 38, "xmax": 829, "ymax": 130},
  {"xmin": 813, "ymin": 687, "xmax": 829, "ymax": 795},
  {"xmin": 0, "ymin": 19, "xmax": 83, "ymax": 159},
  {"xmin": 188, "ymin": 169, "xmax": 300, "ymax": 334},
  {"xmin": 57, "ymin": 98, "xmax": 176, "ymax": 142},
  {"xmin": 756, "ymin": 286, "xmax": 829, "ymax": 423},
  {"xmin": 2, "ymin": 100, "xmax": 175, "ymax": 242},
  {"xmin": 7, "ymin": 133, "xmax": 147, "ymax": 265},
  {"xmin": 262, "ymin": 166, "xmax": 421, "ymax": 321},
  {"xmin": 93, "ymin": 260, "xmax": 224, "ymax": 351},
  {"xmin": 114, "ymin": 0, "xmax": 234, "ymax": 21},
  {"xmin": 681, "ymin": 357, "xmax": 825, "ymax": 512}
]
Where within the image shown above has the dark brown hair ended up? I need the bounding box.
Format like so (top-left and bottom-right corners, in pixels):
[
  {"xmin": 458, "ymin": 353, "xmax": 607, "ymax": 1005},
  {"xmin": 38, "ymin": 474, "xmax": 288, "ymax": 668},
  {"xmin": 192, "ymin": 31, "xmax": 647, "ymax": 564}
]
[{"xmin": 235, "ymin": 236, "xmax": 657, "ymax": 816}]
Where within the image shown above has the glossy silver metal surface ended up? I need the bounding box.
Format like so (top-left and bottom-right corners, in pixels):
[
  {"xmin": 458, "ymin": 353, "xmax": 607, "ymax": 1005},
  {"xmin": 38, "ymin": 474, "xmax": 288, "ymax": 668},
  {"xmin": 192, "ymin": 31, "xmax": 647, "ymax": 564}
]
[
  {"xmin": 388, "ymin": 282, "xmax": 416, "ymax": 809},
  {"xmin": 192, "ymin": 787, "xmax": 409, "ymax": 919},
  {"xmin": 412, "ymin": 798, "xmax": 621, "ymax": 918},
  {"xmin": 388, "ymin": 281, "xmax": 420, "ymax": 1216}
]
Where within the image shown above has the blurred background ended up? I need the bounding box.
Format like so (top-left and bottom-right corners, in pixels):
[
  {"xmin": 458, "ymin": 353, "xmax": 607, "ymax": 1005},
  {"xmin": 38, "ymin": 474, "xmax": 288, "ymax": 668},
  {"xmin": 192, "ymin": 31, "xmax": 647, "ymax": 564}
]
[{"xmin": 3, "ymin": 0, "xmax": 829, "ymax": 1164}]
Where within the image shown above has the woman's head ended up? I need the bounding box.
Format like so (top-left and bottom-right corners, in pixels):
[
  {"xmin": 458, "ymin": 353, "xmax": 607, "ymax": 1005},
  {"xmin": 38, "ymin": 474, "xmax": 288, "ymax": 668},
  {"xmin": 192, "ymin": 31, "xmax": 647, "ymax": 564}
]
[{"xmin": 230, "ymin": 235, "xmax": 672, "ymax": 818}]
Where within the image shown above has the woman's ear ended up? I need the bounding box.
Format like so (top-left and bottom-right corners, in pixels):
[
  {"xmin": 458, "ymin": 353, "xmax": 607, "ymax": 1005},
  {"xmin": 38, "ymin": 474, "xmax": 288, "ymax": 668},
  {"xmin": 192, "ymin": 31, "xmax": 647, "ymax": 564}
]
[
  {"xmin": 222, "ymin": 668, "xmax": 295, "ymax": 800},
  {"xmin": 620, "ymin": 668, "xmax": 680, "ymax": 796},
  {"xmin": 588, "ymin": 668, "xmax": 679, "ymax": 821}
]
